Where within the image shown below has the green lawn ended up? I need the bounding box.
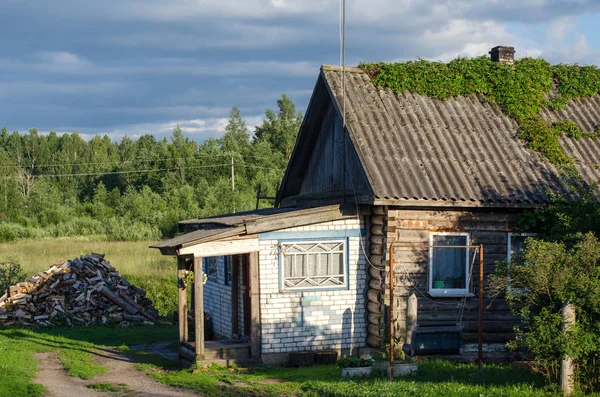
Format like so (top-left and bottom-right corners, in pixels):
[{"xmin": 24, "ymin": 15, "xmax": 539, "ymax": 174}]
[
  {"xmin": 142, "ymin": 359, "xmax": 567, "ymax": 397},
  {"xmin": 0, "ymin": 324, "xmax": 593, "ymax": 397}
]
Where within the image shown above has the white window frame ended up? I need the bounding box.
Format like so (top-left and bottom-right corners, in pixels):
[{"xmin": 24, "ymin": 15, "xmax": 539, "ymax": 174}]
[
  {"xmin": 506, "ymin": 233, "xmax": 536, "ymax": 292},
  {"xmin": 279, "ymin": 239, "xmax": 348, "ymax": 292},
  {"xmin": 428, "ymin": 232, "xmax": 472, "ymax": 297}
]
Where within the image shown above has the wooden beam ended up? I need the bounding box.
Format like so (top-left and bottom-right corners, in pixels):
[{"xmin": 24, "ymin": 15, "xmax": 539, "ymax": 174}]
[
  {"xmin": 193, "ymin": 256, "xmax": 205, "ymax": 361},
  {"xmin": 373, "ymin": 198, "xmax": 541, "ymax": 209},
  {"xmin": 248, "ymin": 251, "xmax": 261, "ymax": 360},
  {"xmin": 231, "ymin": 255, "xmax": 240, "ymax": 337},
  {"xmin": 177, "ymin": 238, "xmax": 260, "ymax": 257},
  {"xmin": 245, "ymin": 206, "xmax": 356, "ymax": 235},
  {"xmin": 177, "ymin": 257, "xmax": 188, "ymax": 345}
]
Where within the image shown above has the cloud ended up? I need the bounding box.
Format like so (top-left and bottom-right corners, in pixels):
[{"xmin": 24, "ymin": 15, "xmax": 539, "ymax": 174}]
[{"xmin": 1, "ymin": 0, "xmax": 599, "ymax": 140}]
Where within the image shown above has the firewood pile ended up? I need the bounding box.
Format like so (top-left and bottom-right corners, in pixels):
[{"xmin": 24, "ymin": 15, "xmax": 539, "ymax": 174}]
[{"xmin": 0, "ymin": 253, "xmax": 158, "ymax": 327}]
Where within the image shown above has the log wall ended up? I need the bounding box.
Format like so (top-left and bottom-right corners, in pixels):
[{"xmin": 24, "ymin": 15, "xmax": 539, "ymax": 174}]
[
  {"xmin": 384, "ymin": 208, "xmax": 524, "ymax": 352},
  {"xmin": 366, "ymin": 206, "xmax": 386, "ymax": 348}
]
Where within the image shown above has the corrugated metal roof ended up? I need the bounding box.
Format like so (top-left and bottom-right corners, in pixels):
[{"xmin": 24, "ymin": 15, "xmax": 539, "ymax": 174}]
[
  {"xmin": 322, "ymin": 65, "xmax": 599, "ymax": 204},
  {"xmin": 179, "ymin": 207, "xmax": 301, "ymax": 228},
  {"xmin": 152, "ymin": 205, "xmax": 356, "ymax": 251}
]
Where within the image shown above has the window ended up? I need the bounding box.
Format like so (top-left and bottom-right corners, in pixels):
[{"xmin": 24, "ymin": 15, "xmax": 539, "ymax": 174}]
[
  {"xmin": 224, "ymin": 256, "xmax": 232, "ymax": 286},
  {"xmin": 203, "ymin": 257, "xmax": 217, "ymax": 281},
  {"xmin": 280, "ymin": 240, "xmax": 347, "ymax": 291},
  {"xmin": 429, "ymin": 232, "xmax": 470, "ymax": 297},
  {"xmin": 507, "ymin": 233, "xmax": 536, "ymax": 266}
]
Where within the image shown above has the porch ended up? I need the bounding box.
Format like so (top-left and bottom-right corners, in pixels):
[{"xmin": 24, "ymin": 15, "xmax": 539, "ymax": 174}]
[
  {"xmin": 176, "ymin": 251, "xmax": 261, "ymax": 366},
  {"xmin": 150, "ymin": 205, "xmax": 363, "ymax": 366}
]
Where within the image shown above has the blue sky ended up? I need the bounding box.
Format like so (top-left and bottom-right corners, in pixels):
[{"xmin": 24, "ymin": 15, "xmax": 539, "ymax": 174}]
[{"xmin": 1, "ymin": 0, "xmax": 599, "ymax": 142}]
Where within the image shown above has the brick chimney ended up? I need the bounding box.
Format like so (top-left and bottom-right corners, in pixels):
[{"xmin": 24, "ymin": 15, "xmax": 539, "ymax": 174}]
[{"xmin": 489, "ymin": 46, "xmax": 515, "ymax": 65}]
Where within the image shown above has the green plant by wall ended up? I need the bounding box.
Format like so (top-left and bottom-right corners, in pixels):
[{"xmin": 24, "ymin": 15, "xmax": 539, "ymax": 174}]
[{"xmin": 359, "ymin": 57, "xmax": 600, "ymax": 168}]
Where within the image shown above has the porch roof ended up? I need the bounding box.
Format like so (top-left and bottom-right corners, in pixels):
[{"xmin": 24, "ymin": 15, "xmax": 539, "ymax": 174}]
[{"xmin": 150, "ymin": 204, "xmax": 360, "ymax": 255}]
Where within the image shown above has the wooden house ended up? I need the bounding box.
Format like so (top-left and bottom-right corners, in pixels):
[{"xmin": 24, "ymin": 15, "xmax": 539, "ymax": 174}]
[{"xmin": 152, "ymin": 46, "xmax": 600, "ymax": 365}]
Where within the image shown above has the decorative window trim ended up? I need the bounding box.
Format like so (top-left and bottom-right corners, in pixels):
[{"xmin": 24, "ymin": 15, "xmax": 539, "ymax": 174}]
[
  {"xmin": 428, "ymin": 232, "xmax": 472, "ymax": 297},
  {"xmin": 278, "ymin": 238, "xmax": 349, "ymax": 292}
]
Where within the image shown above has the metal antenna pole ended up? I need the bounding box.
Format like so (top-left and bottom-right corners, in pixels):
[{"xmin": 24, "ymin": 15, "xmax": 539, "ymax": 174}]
[{"xmin": 231, "ymin": 156, "xmax": 235, "ymax": 213}]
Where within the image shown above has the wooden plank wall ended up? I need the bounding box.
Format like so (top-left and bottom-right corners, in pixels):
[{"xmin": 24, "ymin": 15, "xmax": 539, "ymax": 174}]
[
  {"xmin": 298, "ymin": 103, "xmax": 370, "ymax": 197},
  {"xmin": 386, "ymin": 208, "xmax": 523, "ymax": 346}
]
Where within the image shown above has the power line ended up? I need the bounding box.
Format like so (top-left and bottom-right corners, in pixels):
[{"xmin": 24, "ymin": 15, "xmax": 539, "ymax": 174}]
[
  {"xmin": 4, "ymin": 163, "xmax": 230, "ymax": 179},
  {"xmin": 0, "ymin": 153, "xmax": 278, "ymax": 169}
]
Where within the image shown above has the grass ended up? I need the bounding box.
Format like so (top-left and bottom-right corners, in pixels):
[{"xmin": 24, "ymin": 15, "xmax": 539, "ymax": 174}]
[
  {"xmin": 87, "ymin": 383, "xmax": 129, "ymax": 392},
  {"xmin": 0, "ymin": 322, "xmax": 595, "ymax": 397},
  {"xmin": 136, "ymin": 360, "xmax": 574, "ymax": 397},
  {"xmin": 0, "ymin": 239, "xmax": 175, "ymax": 278},
  {"xmin": 0, "ymin": 325, "xmax": 178, "ymax": 397},
  {"xmin": 0, "ymin": 239, "xmax": 179, "ymax": 317}
]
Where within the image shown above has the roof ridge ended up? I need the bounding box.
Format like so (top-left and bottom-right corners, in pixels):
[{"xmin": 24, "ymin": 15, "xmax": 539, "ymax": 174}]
[{"xmin": 321, "ymin": 64, "xmax": 365, "ymax": 73}]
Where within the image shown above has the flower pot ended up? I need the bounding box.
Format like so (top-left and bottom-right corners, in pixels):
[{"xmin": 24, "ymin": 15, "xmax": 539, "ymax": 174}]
[
  {"xmin": 433, "ymin": 280, "xmax": 445, "ymax": 289},
  {"xmin": 341, "ymin": 366, "xmax": 373, "ymax": 378},
  {"xmin": 374, "ymin": 361, "xmax": 418, "ymax": 377}
]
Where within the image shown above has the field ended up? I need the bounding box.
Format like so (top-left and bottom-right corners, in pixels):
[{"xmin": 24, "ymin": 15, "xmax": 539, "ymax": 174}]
[
  {"xmin": 0, "ymin": 239, "xmax": 179, "ymax": 317},
  {"xmin": 0, "ymin": 239, "xmax": 175, "ymax": 278}
]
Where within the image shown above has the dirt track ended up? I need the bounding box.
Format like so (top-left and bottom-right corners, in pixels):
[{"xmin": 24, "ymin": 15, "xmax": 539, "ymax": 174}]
[{"xmin": 34, "ymin": 349, "xmax": 199, "ymax": 397}]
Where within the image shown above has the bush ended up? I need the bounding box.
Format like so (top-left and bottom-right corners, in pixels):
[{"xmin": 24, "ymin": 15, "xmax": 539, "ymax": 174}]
[
  {"xmin": 105, "ymin": 218, "xmax": 161, "ymax": 241},
  {"xmin": 491, "ymin": 233, "xmax": 600, "ymax": 391},
  {"xmin": 0, "ymin": 222, "xmax": 46, "ymax": 242},
  {"xmin": 49, "ymin": 217, "xmax": 106, "ymax": 238},
  {"xmin": 124, "ymin": 275, "xmax": 177, "ymax": 318},
  {"xmin": 0, "ymin": 259, "xmax": 25, "ymax": 295}
]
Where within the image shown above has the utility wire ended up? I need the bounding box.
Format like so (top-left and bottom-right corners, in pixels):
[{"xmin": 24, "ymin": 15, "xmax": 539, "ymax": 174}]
[
  {"xmin": 3, "ymin": 163, "xmax": 230, "ymax": 179},
  {"xmin": 0, "ymin": 153, "xmax": 277, "ymax": 169}
]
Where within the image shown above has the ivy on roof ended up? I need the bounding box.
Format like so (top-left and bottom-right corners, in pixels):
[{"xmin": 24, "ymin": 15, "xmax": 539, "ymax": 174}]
[{"xmin": 359, "ymin": 57, "xmax": 600, "ymax": 168}]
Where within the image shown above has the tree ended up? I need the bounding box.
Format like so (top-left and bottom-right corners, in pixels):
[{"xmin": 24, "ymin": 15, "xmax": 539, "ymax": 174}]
[
  {"xmin": 220, "ymin": 106, "xmax": 249, "ymax": 155},
  {"xmin": 254, "ymin": 94, "xmax": 303, "ymax": 159},
  {"xmin": 490, "ymin": 190, "xmax": 600, "ymax": 391}
]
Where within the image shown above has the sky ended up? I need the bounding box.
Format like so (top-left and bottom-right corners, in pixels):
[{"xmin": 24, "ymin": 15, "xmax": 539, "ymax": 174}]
[{"xmin": 1, "ymin": 0, "xmax": 600, "ymax": 143}]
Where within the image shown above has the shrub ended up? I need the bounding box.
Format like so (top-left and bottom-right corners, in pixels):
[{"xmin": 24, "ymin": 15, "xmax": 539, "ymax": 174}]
[
  {"xmin": 0, "ymin": 258, "xmax": 25, "ymax": 295},
  {"xmin": 491, "ymin": 233, "xmax": 600, "ymax": 391},
  {"xmin": 0, "ymin": 222, "xmax": 45, "ymax": 242},
  {"xmin": 105, "ymin": 218, "xmax": 161, "ymax": 241},
  {"xmin": 125, "ymin": 275, "xmax": 177, "ymax": 318}
]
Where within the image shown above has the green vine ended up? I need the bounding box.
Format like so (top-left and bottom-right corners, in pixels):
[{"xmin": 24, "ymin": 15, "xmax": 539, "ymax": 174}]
[{"xmin": 359, "ymin": 57, "xmax": 600, "ymax": 168}]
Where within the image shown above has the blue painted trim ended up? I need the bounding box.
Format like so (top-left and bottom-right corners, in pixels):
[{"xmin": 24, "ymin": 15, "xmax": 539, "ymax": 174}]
[
  {"xmin": 261, "ymin": 229, "xmax": 366, "ymax": 240},
  {"xmin": 277, "ymin": 237, "xmax": 350, "ymax": 293}
]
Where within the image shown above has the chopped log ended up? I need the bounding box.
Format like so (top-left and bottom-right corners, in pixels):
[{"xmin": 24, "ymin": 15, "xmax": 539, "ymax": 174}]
[
  {"xmin": 367, "ymin": 334, "xmax": 381, "ymax": 348},
  {"xmin": 98, "ymin": 286, "xmax": 138, "ymax": 314},
  {"xmin": 369, "ymin": 279, "xmax": 383, "ymax": 291},
  {"xmin": 367, "ymin": 312, "xmax": 382, "ymax": 325},
  {"xmin": 367, "ymin": 289, "xmax": 382, "ymax": 303},
  {"xmin": 0, "ymin": 254, "xmax": 158, "ymax": 327},
  {"xmin": 367, "ymin": 301, "xmax": 381, "ymax": 314},
  {"xmin": 369, "ymin": 266, "xmax": 382, "ymax": 280}
]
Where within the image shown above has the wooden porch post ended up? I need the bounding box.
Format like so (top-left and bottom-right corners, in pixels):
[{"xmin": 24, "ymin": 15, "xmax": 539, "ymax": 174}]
[
  {"xmin": 249, "ymin": 251, "xmax": 261, "ymax": 360},
  {"xmin": 177, "ymin": 257, "xmax": 188, "ymax": 344},
  {"xmin": 194, "ymin": 256, "xmax": 205, "ymax": 361},
  {"xmin": 231, "ymin": 255, "xmax": 240, "ymax": 337}
]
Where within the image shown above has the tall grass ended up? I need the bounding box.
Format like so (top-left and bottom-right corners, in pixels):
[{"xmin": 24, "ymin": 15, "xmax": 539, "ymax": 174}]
[
  {"xmin": 0, "ymin": 239, "xmax": 175, "ymax": 278},
  {"xmin": 0, "ymin": 239, "xmax": 178, "ymax": 317}
]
